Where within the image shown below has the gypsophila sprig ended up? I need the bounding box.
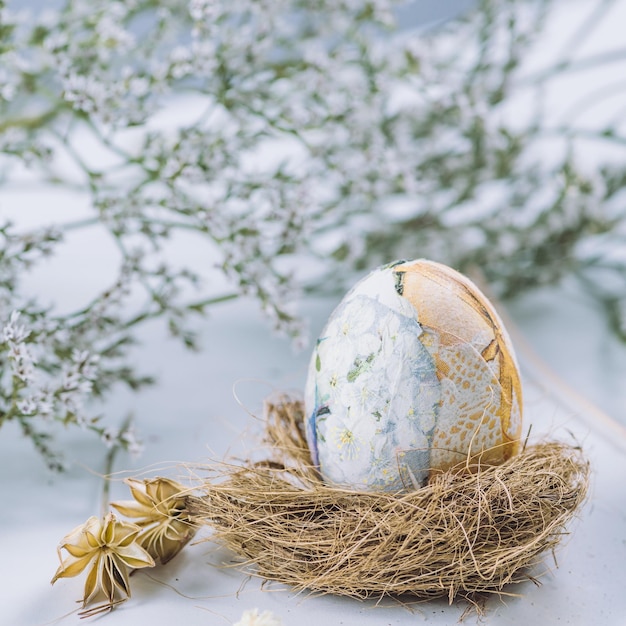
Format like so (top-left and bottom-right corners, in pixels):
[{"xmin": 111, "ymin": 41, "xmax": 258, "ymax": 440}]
[
  {"xmin": 233, "ymin": 609, "xmax": 284, "ymax": 626},
  {"xmin": 0, "ymin": 225, "xmax": 147, "ymax": 470},
  {"xmin": 4, "ymin": 0, "xmax": 626, "ymax": 467}
]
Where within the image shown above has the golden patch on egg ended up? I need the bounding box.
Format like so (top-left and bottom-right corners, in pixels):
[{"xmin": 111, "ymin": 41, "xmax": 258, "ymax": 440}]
[{"xmin": 394, "ymin": 259, "xmax": 523, "ymax": 474}]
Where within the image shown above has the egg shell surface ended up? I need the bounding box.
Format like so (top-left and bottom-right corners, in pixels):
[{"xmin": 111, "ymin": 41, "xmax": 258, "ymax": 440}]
[{"xmin": 304, "ymin": 259, "xmax": 523, "ymax": 492}]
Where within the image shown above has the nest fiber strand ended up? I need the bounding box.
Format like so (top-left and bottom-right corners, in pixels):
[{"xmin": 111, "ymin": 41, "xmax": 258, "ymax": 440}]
[{"xmin": 188, "ymin": 398, "xmax": 589, "ymax": 600}]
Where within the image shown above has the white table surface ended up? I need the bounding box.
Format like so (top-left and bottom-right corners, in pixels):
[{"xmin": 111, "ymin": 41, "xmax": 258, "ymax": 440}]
[{"xmin": 2, "ymin": 284, "xmax": 626, "ymax": 626}]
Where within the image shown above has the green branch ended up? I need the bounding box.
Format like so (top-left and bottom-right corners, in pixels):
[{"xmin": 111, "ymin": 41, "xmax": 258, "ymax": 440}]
[{"xmin": 0, "ymin": 105, "xmax": 65, "ymax": 133}]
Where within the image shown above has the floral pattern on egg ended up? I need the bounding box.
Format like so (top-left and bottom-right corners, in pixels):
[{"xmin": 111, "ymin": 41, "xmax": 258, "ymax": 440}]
[{"xmin": 305, "ymin": 259, "xmax": 523, "ymax": 492}]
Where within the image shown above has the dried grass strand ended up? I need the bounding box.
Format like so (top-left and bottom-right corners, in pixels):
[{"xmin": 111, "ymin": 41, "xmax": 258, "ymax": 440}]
[{"xmin": 188, "ymin": 398, "xmax": 589, "ymax": 601}]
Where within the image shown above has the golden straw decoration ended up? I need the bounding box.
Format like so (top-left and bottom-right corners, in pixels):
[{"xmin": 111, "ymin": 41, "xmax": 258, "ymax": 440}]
[{"xmin": 188, "ymin": 397, "xmax": 589, "ymax": 601}]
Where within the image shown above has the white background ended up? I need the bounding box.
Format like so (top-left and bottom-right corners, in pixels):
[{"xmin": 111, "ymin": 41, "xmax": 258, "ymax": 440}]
[{"xmin": 2, "ymin": 1, "xmax": 626, "ymax": 625}]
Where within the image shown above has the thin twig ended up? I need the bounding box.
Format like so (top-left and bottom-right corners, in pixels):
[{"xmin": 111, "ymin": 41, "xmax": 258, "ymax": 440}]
[{"xmin": 101, "ymin": 414, "xmax": 134, "ymax": 515}]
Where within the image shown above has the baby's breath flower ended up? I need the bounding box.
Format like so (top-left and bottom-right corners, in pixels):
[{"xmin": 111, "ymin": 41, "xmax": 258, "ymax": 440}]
[
  {"xmin": 2, "ymin": 310, "xmax": 30, "ymax": 343},
  {"xmin": 100, "ymin": 427, "xmax": 117, "ymax": 447},
  {"xmin": 119, "ymin": 425, "xmax": 144, "ymax": 457},
  {"xmin": 51, "ymin": 512, "xmax": 154, "ymax": 617},
  {"xmin": 112, "ymin": 477, "xmax": 197, "ymax": 565},
  {"xmin": 16, "ymin": 397, "xmax": 37, "ymax": 415},
  {"xmin": 234, "ymin": 609, "xmax": 284, "ymax": 626},
  {"xmin": 2, "ymin": 0, "xmax": 626, "ymax": 472}
]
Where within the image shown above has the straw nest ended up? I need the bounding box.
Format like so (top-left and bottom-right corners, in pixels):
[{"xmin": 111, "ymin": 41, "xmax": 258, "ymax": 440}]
[{"xmin": 187, "ymin": 397, "xmax": 589, "ymax": 601}]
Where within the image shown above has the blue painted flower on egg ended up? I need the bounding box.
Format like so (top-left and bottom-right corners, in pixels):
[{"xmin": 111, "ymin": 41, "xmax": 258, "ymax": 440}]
[{"xmin": 304, "ymin": 259, "xmax": 523, "ymax": 492}]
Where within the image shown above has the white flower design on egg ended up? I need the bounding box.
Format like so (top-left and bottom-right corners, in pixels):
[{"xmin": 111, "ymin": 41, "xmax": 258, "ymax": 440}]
[{"xmin": 305, "ymin": 259, "xmax": 523, "ymax": 492}]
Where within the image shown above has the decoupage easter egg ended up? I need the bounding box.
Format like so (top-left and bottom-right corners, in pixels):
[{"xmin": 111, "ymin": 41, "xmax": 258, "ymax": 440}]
[{"xmin": 304, "ymin": 259, "xmax": 522, "ymax": 492}]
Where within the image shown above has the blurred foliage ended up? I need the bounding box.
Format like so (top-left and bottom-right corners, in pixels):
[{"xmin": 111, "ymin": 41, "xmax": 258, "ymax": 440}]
[{"xmin": 2, "ymin": 0, "xmax": 626, "ymax": 467}]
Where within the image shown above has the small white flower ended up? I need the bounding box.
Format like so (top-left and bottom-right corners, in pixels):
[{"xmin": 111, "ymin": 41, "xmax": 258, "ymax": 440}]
[
  {"xmin": 14, "ymin": 360, "xmax": 36, "ymax": 383},
  {"xmin": 89, "ymin": 5, "xmax": 134, "ymax": 64},
  {"xmin": 233, "ymin": 609, "xmax": 283, "ymax": 626},
  {"xmin": 63, "ymin": 370, "xmax": 80, "ymax": 390},
  {"xmin": 101, "ymin": 428, "xmax": 118, "ymax": 448},
  {"xmin": 61, "ymin": 392, "xmax": 85, "ymax": 420},
  {"xmin": 7, "ymin": 341, "xmax": 37, "ymax": 382},
  {"xmin": 36, "ymin": 395, "xmax": 54, "ymax": 417},
  {"xmin": 71, "ymin": 349, "xmax": 89, "ymax": 364},
  {"xmin": 170, "ymin": 45, "xmax": 192, "ymax": 64},
  {"xmin": 129, "ymin": 76, "xmax": 150, "ymax": 98},
  {"xmin": 81, "ymin": 363, "xmax": 98, "ymax": 381},
  {"xmin": 189, "ymin": 0, "xmax": 220, "ymax": 22},
  {"xmin": 3, "ymin": 310, "xmax": 30, "ymax": 343},
  {"xmin": 17, "ymin": 397, "xmax": 37, "ymax": 415},
  {"xmin": 76, "ymin": 379, "xmax": 94, "ymax": 395},
  {"xmin": 323, "ymin": 300, "xmax": 380, "ymax": 361},
  {"xmin": 1, "ymin": 82, "xmax": 15, "ymax": 101},
  {"xmin": 331, "ymin": 424, "xmax": 362, "ymax": 461},
  {"xmin": 43, "ymin": 30, "xmax": 67, "ymax": 53},
  {"xmin": 339, "ymin": 369, "xmax": 387, "ymax": 418},
  {"xmin": 120, "ymin": 427, "xmax": 144, "ymax": 457},
  {"xmin": 7, "ymin": 341, "xmax": 27, "ymax": 361}
]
